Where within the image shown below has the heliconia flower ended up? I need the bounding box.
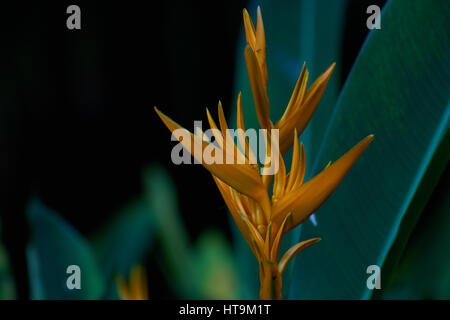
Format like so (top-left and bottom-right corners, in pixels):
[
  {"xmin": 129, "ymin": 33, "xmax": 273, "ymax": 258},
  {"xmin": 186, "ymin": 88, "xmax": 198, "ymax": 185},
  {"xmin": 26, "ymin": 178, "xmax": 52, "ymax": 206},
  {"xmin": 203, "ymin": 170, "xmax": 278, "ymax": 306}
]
[
  {"xmin": 116, "ymin": 265, "xmax": 149, "ymax": 300},
  {"xmin": 154, "ymin": 7, "xmax": 374, "ymax": 300}
]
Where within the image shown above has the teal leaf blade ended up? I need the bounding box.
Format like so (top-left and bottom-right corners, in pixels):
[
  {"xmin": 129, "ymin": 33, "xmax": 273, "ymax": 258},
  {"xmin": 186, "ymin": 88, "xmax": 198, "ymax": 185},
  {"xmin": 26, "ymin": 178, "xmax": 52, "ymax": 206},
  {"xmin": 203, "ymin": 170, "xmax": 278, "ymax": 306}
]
[
  {"xmin": 26, "ymin": 199, "xmax": 104, "ymax": 299},
  {"xmin": 289, "ymin": 0, "xmax": 450, "ymax": 299}
]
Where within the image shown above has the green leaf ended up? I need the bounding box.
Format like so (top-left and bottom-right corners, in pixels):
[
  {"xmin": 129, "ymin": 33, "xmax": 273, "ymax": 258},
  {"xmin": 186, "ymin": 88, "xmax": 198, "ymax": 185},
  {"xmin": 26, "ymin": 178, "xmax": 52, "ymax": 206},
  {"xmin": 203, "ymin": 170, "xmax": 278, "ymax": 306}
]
[
  {"xmin": 143, "ymin": 164, "xmax": 198, "ymax": 298},
  {"xmin": 380, "ymin": 167, "xmax": 450, "ymax": 299},
  {"xmin": 289, "ymin": 0, "xmax": 449, "ymax": 299},
  {"xmin": 145, "ymin": 165, "xmax": 242, "ymax": 299},
  {"xmin": 230, "ymin": 0, "xmax": 348, "ymax": 299},
  {"xmin": 193, "ymin": 230, "xmax": 240, "ymax": 299},
  {"xmin": 90, "ymin": 197, "xmax": 154, "ymax": 298},
  {"xmin": 26, "ymin": 199, "xmax": 104, "ymax": 299},
  {"xmin": 0, "ymin": 219, "xmax": 16, "ymax": 299}
]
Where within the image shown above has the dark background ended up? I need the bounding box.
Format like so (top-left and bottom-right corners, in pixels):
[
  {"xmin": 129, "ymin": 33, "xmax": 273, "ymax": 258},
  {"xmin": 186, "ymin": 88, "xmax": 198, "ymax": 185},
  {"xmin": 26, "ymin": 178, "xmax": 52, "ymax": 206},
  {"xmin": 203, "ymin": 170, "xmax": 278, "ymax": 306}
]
[{"xmin": 0, "ymin": 0, "xmax": 386, "ymax": 298}]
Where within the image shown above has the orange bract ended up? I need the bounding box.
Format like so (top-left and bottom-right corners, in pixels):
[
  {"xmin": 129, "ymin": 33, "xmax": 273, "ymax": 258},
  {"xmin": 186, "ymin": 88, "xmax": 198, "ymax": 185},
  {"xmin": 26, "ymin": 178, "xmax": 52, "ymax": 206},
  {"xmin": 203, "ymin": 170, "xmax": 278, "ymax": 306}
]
[{"xmin": 116, "ymin": 265, "xmax": 149, "ymax": 300}]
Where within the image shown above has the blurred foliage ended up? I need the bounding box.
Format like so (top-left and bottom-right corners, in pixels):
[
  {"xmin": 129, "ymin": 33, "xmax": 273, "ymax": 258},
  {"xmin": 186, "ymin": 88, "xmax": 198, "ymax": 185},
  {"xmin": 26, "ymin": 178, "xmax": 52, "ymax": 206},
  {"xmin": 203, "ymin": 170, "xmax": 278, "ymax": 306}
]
[
  {"xmin": 233, "ymin": 0, "xmax": 449, "ymax": 299},
  {"xmin": 144, "ymin": 165, "xmax": 241, "ymax": 299},
  {"xmin": 26, "ymin": 199, "xmax": 104, "ymax": 299},
  {"xmin": 21, "ymin": 164, "xmax": 240, "ymax": 300},
  {"xmin": 25, "ymin": 195, "xmax": 155, "ymax": 300},
  {"xmin": 90, "ymin": 198, "xmax": 155, "ymax": 299},
  {"xmin": 144, "ymin": 165, "xmax": 195, "ymax": 298},
  {"xmin": 0, "ymin": 219, "xmax": 16, "ymax": 299},
  {"xmin": 193, "ymin": 230, "xmax": 240, "ymax": 299}
]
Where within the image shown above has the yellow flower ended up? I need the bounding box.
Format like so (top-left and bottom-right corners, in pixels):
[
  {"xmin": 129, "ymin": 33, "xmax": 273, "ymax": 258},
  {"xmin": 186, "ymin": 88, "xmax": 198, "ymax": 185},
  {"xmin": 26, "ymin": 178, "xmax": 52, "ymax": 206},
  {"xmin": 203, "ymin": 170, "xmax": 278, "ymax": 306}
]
[
  {"xmin": 116, "ymin": 265, "xmax": 149, "ymax": 300},
  {"xmin": 154, "ymin": 7, "xmax": 374, "ymax": 300}
]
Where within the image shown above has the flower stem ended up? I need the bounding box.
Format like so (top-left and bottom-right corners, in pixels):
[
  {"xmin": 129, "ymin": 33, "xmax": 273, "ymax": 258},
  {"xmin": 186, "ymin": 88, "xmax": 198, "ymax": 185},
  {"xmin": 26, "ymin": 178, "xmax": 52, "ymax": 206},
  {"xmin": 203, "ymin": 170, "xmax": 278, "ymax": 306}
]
[{"xmin": 259, "ymin": 262, "xmax": 282, "ymax": 300}]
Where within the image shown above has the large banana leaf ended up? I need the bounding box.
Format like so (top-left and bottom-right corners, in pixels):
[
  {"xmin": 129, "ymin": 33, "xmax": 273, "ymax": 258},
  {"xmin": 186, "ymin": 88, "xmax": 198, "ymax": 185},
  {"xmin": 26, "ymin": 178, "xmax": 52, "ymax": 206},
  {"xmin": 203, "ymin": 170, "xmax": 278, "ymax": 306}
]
[
  {"xmin": 230, "ymin": 0, "xmax": 348, "ymax": 299},
  {"xmin": 27, "ymin": 199, "xmax": 104, "ymax": 299},
  {"xmin": 289, "ymin": 0, "xmax": 449, "ymax": 299},
  {"xmin": 380, "ymin": 166, "xmax": 450, "ymax": 299}
]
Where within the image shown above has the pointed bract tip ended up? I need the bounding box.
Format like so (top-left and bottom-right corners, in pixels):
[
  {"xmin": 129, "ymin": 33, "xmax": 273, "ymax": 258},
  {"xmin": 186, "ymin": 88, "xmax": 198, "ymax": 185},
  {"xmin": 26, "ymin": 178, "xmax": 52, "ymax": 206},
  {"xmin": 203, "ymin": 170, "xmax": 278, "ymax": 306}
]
[
  {"xmin": 154, "ymin": 107, "xmax": 169, "ymax": 122},
  {"xmin": 330, "ymin": 62, "xmax": 337, "ymax": 72},
  {"xmin": 242, "ymin": 8, "xmax": 249, "ymax": 18},
  {"xmin": 362, "ymin": 134, "xmax": 375, "ymax": 145},
  {"xmin": 154, "ymin": 107, "xmax": 163, "ymax": 118},
  {"xmin": 327, "ymin": 62, "xmax": 336, "ymax": 73},
  {"xmin": 309, "ymin": 237, "xmax": 322, "ymax": 245}
]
